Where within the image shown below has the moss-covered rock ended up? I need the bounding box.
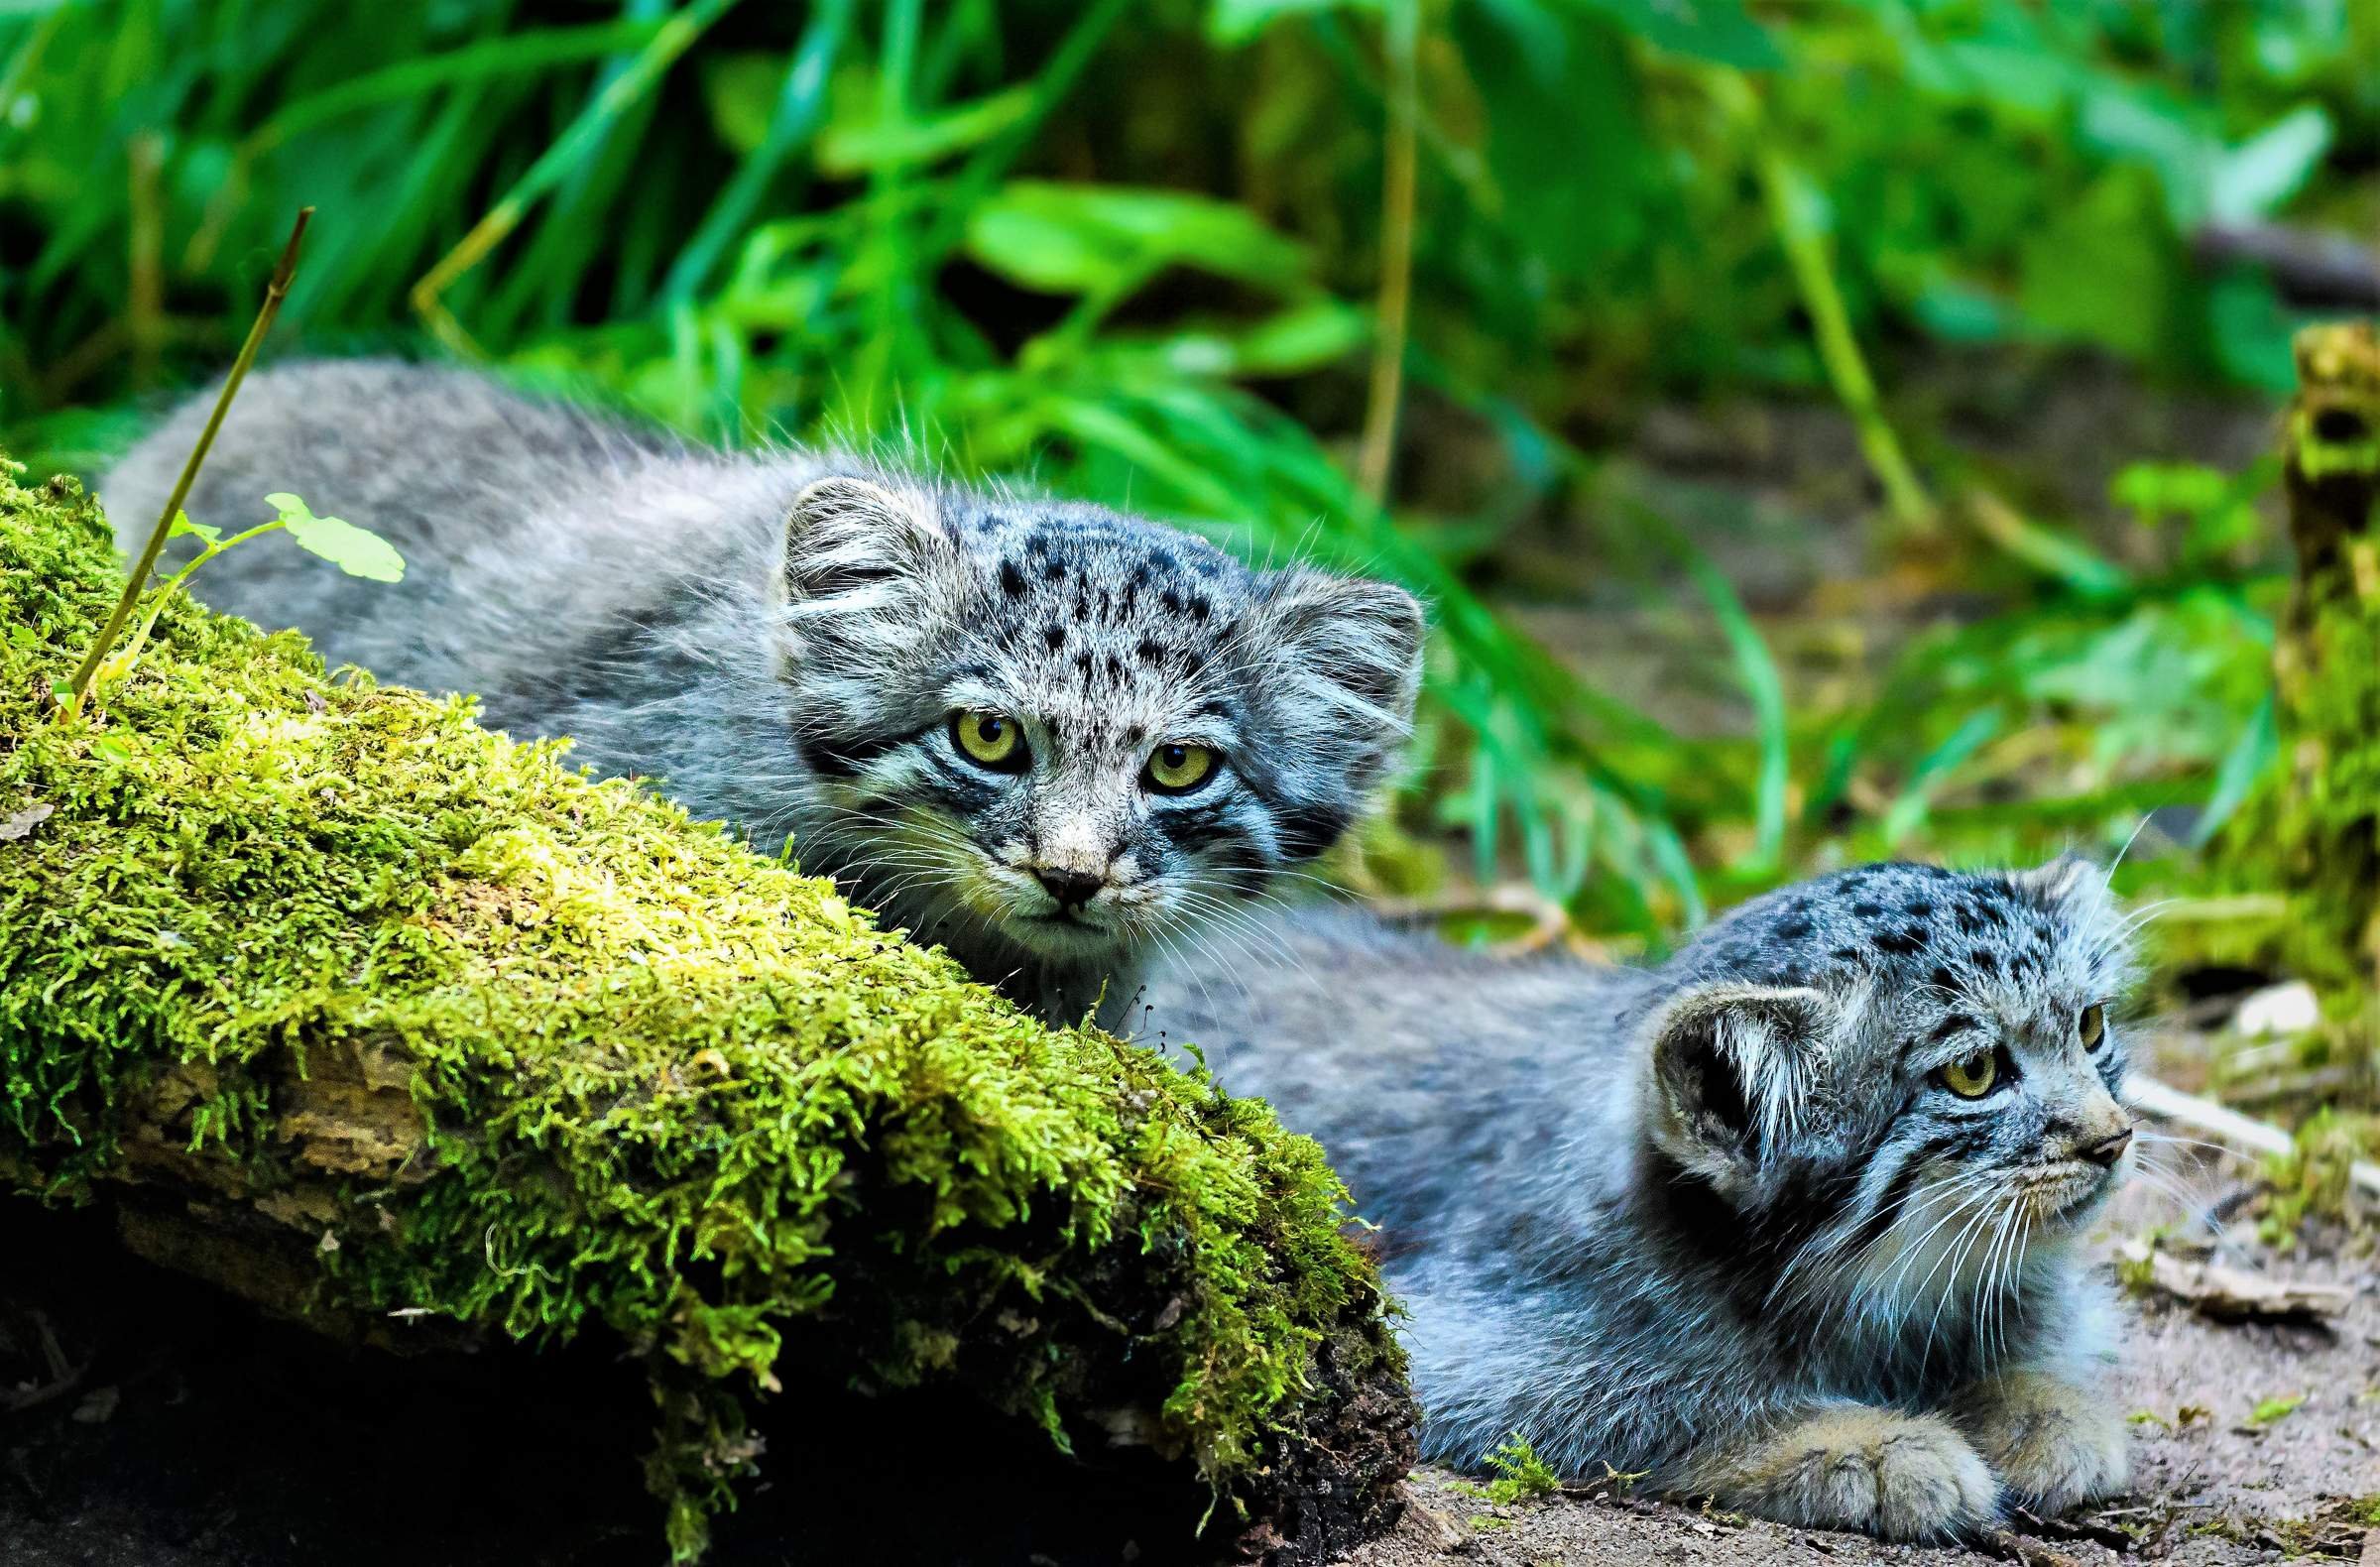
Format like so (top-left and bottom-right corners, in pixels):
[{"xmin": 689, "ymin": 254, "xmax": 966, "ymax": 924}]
[{"xmin": 0, "ymin": 461, "xmax": 1413, "ymax": 1559}]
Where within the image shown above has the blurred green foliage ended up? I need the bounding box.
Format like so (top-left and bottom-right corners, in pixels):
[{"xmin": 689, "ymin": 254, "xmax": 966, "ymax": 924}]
[{"xmin": 2, "ymin": 0, "xmax": 2370, "ymax": 944}]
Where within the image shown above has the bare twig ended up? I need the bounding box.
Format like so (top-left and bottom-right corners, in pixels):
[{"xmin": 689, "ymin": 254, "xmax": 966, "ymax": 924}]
[
  {"xmin": 2010, "ymin": 1506, "xmax": 2137, "ymax": 1553},
  {"xmin": 1974, "ymin": 1527, "xmax": 2084, "ymax": 1567},
  {"xmin": 126, "ymin": 132, "xmax": 166, "ymax": 390},
  {"xmin": 63, "ymin": 207, "xmax": 311, "ymax": 716},
  {"xmin": 2117, "ymin": 1240, "xmax": 2349, "ymax": 1324},
  {"xmin": 2194, "ymin": 222, "xmax": 2379, "ymax": 309}
]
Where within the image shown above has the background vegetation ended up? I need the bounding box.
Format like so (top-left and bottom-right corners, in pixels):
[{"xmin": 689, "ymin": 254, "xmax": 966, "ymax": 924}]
[{"xmin": 3, "ymin": 0, "xmax": 2373, "ymax": 969}]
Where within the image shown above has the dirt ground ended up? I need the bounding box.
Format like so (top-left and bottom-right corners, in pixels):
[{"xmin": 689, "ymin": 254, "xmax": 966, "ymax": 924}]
[{"xmin": 1360, "ymin": 1198, "xmax": 2379, "ymax": 1567}]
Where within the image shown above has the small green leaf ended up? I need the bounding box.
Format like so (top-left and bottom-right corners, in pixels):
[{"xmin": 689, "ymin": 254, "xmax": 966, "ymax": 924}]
[
  {"xmin": 2246, "ymin": 1392, "xmax": 2305, "ymax": 1428},
  {"xmin": 90, "ymin": 736, "xmax": 134, "ymax": 765},
  {"xmin": 966, "ymin": 181, "xmax": 1308, "ymax": 296},
  {"xmin": 167, "ymin": 509, "xmax": 222, "ymax": 545},
  {"xmin": 266, "ymin": 492, "xmax": 406, "ymax": 583}
]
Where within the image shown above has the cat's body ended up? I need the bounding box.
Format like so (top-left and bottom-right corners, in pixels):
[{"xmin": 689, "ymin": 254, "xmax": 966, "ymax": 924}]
[
  {"xmin": 103, "ymin": 361, "xmax": 1423, "ymax": 1026},
  {"xmin": 1145, "ymin": 861, "xmax": 2139, "ymax": 1539}
]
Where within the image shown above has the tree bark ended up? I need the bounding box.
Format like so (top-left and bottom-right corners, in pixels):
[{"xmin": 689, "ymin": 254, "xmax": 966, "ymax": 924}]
[{"xmin": 2250, "ymin": 323, "xmax": 2380, "ymax": 1068}]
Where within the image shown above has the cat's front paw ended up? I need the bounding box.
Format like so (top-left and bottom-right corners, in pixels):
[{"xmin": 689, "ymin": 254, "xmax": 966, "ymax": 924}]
[
  {"xmin": 1688, "ymin": 1405, "xmax": 1996, "ymax": 1541},
  {"xmin": 1953, "ymin": 1371, "xmax": 2130, "ymax": 1511}
]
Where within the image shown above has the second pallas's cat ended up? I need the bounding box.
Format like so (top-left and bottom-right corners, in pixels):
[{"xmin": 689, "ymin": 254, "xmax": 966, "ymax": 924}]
[{"xmin": 1145, "ymin": 859, "xmax": 2139, "ymax": 1539}]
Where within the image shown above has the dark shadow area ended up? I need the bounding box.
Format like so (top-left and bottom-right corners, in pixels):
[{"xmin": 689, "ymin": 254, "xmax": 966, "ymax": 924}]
[{"xmin": 0, "ymin": 1199, "xmax": 1215, "ymax": 1567}]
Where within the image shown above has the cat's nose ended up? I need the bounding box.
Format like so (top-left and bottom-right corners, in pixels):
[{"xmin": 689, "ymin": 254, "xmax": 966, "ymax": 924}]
[
  {"xmin": 1033, "ymin": 867, "xmax": 1106, "ymax": 909},
  {"xmin": 2082, "ymin": 1127, "xmax": 2133, "ymax": 1166}
]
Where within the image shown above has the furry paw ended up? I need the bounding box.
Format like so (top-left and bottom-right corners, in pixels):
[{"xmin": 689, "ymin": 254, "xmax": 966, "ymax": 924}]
[
  {"xmin": 1953, "ymin": 1371, "xmax": 2131, "ymax": 1511},
  {"xmin": 1687, "ymin": 1405, "xmax": 1996, "ymax": 1541}
]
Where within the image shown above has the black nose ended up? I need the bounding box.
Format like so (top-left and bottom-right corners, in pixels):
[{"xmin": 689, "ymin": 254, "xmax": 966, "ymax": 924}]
[
  {"xmin": 2082, "ymin": 1127, "xmax": 2133, "ymax": 1167},
  {"xmin": 1033, "ymin": 868, "xmax": 1105, "ymax": 909}
]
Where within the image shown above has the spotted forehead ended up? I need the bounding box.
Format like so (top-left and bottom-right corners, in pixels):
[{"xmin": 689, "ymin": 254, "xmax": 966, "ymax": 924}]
[
  {"xmin": 1695, "ymin": 863, "xmax": 2097, "ymax": 998},
  {"xmin": 947, "ymin": 504, "xmax": 1258, "ymax": 747}
]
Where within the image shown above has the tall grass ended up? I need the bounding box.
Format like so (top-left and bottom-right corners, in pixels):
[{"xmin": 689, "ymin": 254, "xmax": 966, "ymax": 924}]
[{"xmin": 2, "ymin": 0, "xmax": 2360, "ymax": 934}]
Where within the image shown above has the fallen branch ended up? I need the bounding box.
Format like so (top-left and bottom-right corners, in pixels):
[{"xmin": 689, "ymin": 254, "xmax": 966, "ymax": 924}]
[{"xmin": 2116, "ymin": 1240, "xmax": 2349, "ymax": 1325}]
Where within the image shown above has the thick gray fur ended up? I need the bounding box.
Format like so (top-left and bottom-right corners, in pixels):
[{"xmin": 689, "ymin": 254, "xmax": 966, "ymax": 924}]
[
  {"xmin": 1143, "ymin": 859, "xmax": 2143, "ymax": 1539},
  {"xmin": 102, "ymin": 360, "xmax": 1424, "ymax": 1026}
]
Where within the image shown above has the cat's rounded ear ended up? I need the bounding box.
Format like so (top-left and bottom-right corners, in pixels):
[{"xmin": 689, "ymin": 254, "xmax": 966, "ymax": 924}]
[
  {"xmin": 2010, "ymin": 853, "xmax": 2100, "ymax": 908},
  {"xmin": 1643, "ymin": 984, "xmax": 1833, "ymax": 1199},
  {"xmin": 2009, "ymin": 851, "xmax": 2124, "ymax": 934},
  {"xmin": 781, "ymin": 475, "xmax": 956, "ymax": 605},
  {"xmin": 1247, "ymin": 569, "xmax": 1425, "ymax": 729},
  {"xmin": 2010, "ymin": 851, "xmax": 2131, "ymax": 969}
]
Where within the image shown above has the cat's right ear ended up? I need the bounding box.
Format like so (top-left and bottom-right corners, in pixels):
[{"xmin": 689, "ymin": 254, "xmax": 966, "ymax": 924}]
[
  {"xmin": 1644, "ymin": 984, "xmax": 1832, "ymax": 1199},
  {"xmin": 781, "ymin": 475, "xmax": 956, "ymax": 606}
]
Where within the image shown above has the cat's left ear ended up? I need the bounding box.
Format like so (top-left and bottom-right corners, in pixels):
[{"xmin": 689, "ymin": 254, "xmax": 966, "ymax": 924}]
[
  {"xmin": 1248, "ymin": 569, "xmax": 1425, "ymax": 728},
  {"xmin": 1643, "ymin": 984, "xmax": 1833, "ymax": 1200},
  {"xmin": 781, "ymin": 475, "xmax": 958, "ymax": 607},
  {"xmin": 2010, "ymin": 851, "xmax": 2122, "ymax": 930},
  {"xmin": 2011, "ymin": 851, "xmax": 2132, "ymax": 971},
  {"xmin": 2010, "ymin": 852, "xmax": 2096, "ymax": 905}
]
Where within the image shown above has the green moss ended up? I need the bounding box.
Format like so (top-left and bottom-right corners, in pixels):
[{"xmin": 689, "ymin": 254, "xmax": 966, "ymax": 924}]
[
  {"xmin": 2259, "ymin": 1109, "xmax": 2375, "ymax": 1241},
  {"xmin": 0, "ymin": 464, "xmax": 1408, "ymax": 1557}
]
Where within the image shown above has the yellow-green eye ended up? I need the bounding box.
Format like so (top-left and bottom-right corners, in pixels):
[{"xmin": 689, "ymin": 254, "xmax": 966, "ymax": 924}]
[
  {"xmin": 1144, "ymin": 741, "xmax": 1217, "ymax": 795},
  {"xmin": 951, "ymin": 710, "xmax": 1024, "ymax": 772},
  {"xmin": 2079, "ymin": 1003, "xmax": 2106, "ymax": 1051},
  {"xmin": 1940, "ymin": 1049, "xmax": 1998, "ymax": 1099}
]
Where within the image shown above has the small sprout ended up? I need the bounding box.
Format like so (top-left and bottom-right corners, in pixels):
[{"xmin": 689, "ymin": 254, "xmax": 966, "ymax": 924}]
[
  {"xmin": 167, "ymin": 510, "xmax": 221, "ymax": 546},
  {"xmin": 2116, "ymin": 1232, "xmax": 2163, "ymax": 1295},
  {"xmin": 1600, "ymin": 1459, "xmax": 1651, "ymax": 1494},
  {"xmin": 75, "ymin": 491, "xmax": 406, "ymax": 710},
  {"xmin": 2127, "ymin": 1408, "xmax": 2170, "ymax": 1431},
  {"xmin": 1478, "ymin": 1431, "xmax": 1561, "ymax": 1504}
]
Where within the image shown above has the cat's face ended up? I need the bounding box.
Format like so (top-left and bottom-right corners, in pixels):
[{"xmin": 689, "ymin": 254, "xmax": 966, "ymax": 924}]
[
  {"xmin": 772, "ymin": 475, "xmax": 1423, "ymax": 982},
  {"xmin": 1644, "ymin": 860, "xmax": 2137, "ymax": 1326}
]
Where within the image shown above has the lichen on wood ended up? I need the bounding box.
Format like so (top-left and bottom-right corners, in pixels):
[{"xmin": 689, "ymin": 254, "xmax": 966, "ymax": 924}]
[{"xmin": 0, "ymin": 460, "xmax": 1414, "ymax": 1560}]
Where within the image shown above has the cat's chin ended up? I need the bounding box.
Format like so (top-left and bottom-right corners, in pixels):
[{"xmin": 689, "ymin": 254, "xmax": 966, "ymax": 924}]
[
  {"xmin": 1007, "ymin": 908, "xmax": 1137, "ymax": 962},
  {"xmin": 2026, "ymin": 1162, "xmax": 2123, "ymax": 1228}
]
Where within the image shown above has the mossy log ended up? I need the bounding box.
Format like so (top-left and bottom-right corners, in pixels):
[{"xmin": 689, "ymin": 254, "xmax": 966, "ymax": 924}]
[
  {"xmin": 2224, "ymin": 323, "xmax": 2380, "ymax": 1069},
  {"xmin": 0, "ymin": 463, "xmax": 1414, "ymax": 1561}
]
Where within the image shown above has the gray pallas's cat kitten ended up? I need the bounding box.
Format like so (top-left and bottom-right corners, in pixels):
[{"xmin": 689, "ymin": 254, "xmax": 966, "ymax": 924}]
[
  {"xmin": 1144, "ymin": 859, "xmax": 2141, "ymax": 1540},
  {"xmin": 102, "ymin": 361, "xmax": 1424, "ymax": 1026}
]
